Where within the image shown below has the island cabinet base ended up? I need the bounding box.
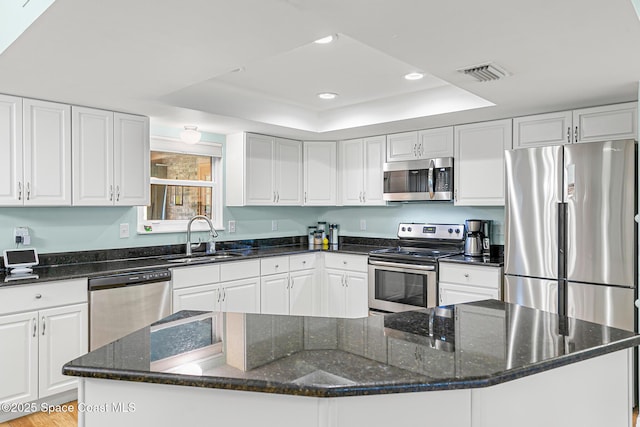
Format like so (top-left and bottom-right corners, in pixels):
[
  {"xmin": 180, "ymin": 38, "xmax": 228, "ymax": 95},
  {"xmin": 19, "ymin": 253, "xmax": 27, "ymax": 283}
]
[{"xmin": 77, "ymin": 349, "xmax": 632, "ymax": 427}]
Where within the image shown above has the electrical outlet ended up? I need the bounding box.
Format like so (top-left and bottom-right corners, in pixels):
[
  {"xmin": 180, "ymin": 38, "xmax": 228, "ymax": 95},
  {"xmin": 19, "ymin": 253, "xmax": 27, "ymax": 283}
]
[
  {"xmin": 119, "ymin": 223, "xmax": 130, "ymax": 238},
  {"xmin": 14, "ymin": 227, "xmax": 30, "ymax": 245},
  {"xmin": 228, "ymin": 220, "xmax": 236, "ymax": 233},
  {"xmin": 360, "ymin": 219, "xmax": 366, "ymax": 231},
  {"xmin": 271, "ymin": 220, "xmax": 278, "ymax": 231}
]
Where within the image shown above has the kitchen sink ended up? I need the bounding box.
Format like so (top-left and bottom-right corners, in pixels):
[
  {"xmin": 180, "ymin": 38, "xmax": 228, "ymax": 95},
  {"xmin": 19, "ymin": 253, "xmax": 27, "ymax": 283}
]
[{"xmin": 162, "ymin": 252, "xmax": 242, "ymax": 264}]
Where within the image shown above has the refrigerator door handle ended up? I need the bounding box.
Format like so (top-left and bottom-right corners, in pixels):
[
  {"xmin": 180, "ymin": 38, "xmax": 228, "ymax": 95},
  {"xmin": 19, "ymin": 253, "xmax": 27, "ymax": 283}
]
[{"xmin": 557, "ymin": 202, "xmax": 568, "ymax": 318}]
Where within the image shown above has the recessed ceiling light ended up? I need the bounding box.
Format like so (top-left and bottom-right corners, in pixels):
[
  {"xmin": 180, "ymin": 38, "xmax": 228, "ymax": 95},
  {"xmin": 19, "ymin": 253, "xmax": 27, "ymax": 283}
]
[
  {"xmin": 404, "ymin": 72, "xmax": 424, "ymax": 81},
  {"xmin": 314, "ymin": 34, "xmax": 337, "ymax": 44},
  {"xmin": 317, "ymin": 92, "xmax": 338, "ymax": 100}
]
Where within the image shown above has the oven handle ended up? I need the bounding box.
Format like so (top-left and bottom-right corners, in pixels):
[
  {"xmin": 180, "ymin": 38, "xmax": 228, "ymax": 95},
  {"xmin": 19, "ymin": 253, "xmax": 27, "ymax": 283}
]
[{"xmin": 368, "ymin": 260, "xmax": 436, "ymax": 271}]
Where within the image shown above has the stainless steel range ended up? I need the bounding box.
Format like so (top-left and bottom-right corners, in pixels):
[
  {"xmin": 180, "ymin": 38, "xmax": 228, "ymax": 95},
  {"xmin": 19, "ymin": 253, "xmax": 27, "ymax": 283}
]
[{"xmin": 368, "ymin": 223, "xmax": 465, "ymax": 313}]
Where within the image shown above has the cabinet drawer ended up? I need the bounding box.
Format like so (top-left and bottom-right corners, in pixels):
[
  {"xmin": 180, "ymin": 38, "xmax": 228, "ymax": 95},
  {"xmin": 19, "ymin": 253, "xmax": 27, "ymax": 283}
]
[
  {"xmin": 0, "ymin": 279, "xmax": 87, "ymax": 315},
  {"xmin": 324, "ymin": 253, "xmax": 368, "ymax": 272},
  {"xmin": 220, "ymin": 259, "xmax": 260, "ymax": 282},
  {"xmin": 439, "ymin": 263, "xmax": 501, "ymax": 288},
  {"xmin": 260, "ymin": 256, "xmax": 290, "ymax": 276},
  {"xmin": 171, "ymin": 264, "xmax": 220, "ymax": 289},
  {"xmin": 289, "ymin": 253, "xmax": 316, "ymax": 271}
]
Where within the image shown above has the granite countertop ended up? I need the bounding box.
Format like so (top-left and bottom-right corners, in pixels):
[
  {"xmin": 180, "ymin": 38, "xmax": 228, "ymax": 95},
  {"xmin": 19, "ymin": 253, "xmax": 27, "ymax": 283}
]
[
  {"xmin": 63, "ymin": 300, "xmax": 640, "ymax": 398},
  {"xmin": 0, "ymin": 242, "xmax": 383, "ymax": 288},
  {"xmin": 439, "ymin": 254, "xmax": 504, "ymax": 267}
]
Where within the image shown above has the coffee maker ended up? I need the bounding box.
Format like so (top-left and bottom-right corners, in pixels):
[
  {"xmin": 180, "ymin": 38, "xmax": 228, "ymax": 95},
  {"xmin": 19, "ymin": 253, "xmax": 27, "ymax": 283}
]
[{"xmin": 464, "ymin": 219, "xmax": 491, "ymax": 257}]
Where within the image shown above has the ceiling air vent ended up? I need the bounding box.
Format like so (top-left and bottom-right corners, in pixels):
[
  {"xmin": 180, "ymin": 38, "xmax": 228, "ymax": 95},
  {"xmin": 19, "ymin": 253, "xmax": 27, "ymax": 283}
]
[{"xmin": 458, "ymin": 62, "xmax": 510, "ymax": 82}]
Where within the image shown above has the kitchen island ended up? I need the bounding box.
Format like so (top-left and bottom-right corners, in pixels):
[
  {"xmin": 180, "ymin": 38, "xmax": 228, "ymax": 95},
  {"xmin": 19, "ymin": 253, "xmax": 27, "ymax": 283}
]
[{"xmin": 63, "ymin": 300, "xmax": 639, "ymax": 427}]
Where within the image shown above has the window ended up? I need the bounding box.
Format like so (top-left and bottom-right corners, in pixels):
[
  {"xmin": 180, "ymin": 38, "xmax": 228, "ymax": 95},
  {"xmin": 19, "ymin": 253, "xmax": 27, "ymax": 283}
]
[{"xmin": 137, "ymin": 137, "xmax": 223, "ymax": 234}]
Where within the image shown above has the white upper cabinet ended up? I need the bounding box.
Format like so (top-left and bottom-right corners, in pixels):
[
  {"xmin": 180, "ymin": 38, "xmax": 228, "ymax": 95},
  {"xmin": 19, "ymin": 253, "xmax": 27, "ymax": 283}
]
[
  {"xmin": 339, "ymin": 135, "xmax": 385, "ymax": 206},
  {"xmin": 387, "ymin": 128, "xmax": 453, "ymax": 161},
  {"xmin": 513, "ymin": 111, "xmax": 573, "ymax": 148},
  {"xmin": 0, "ymin": 94, "xmax": 23, "ymax": 206},
  {"xmin": 73, "ymin": 108, "xmax": 149, "ymax": 206},
  {"xmin": 303, "ymin": 141, "xmax": 337, "ymax": 205},
  {"xmin": 113, "ymin": 113, "xmax": 150, "ymax": 206},
  {"xmin": 72, "ymin": 107, "xmax": 114, "ymax": 205},
  {"xmin": 227, "ymin": 133, "xmax": 302, "ymax": 206},
  {"xmin": 513, "ymin": 102, "xmax": 637, "ymax": 148},
  {"xmin": 454, "ymin": 119, "xmax": 512, "ymax": 206},
  {"xmin": 274, "ymin": 137, "xmax": 303, "ymax": 205},
  {"xmin": 23, "ymin": 99, "xmax": 72, "ymax": 206},
  {"xmin": 386, "ymin": 131, "xmax": 418, "ymax": 162},
  {"xmin": 572, "ymin": 102, "xmax": 637, "ymax": 144}
]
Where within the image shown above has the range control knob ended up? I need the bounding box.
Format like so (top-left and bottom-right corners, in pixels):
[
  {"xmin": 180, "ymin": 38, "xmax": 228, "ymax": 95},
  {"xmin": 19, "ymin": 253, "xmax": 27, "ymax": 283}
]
[
  {"xmin": 401, "ymin": 227, "xmax": 406, "ymax": 232},
  {"xmin": 448, "ymin": 228, "xmax": 453, "ymax": 234},
  {"xmin": 455, "ymin": 228, "xmax": 461, "ymax": 234},
  {"xmin": 407, "ymin": 227, "xmax": 412, "ymax": 232}
]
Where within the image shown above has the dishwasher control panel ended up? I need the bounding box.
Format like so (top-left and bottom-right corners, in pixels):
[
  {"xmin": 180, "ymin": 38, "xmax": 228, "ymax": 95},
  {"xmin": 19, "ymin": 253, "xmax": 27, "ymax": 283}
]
[{"xmin": 89, "ymin": 269, "xmax": 172, "ymax": 290}]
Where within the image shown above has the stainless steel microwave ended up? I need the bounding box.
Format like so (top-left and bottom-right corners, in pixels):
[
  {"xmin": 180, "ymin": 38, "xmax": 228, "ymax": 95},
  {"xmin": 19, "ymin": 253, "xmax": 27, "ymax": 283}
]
[{"xmin": 383, "ymin": 158, "xmax": 454, "ymax": 201}]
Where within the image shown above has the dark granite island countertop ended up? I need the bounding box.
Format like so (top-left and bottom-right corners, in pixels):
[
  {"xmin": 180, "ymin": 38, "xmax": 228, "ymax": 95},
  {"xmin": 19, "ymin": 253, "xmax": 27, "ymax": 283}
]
[
  {"xmin": 64, "ymin": 300, "xmax": 639, "ymax": 396},
  {"xmin": 62, "ymin": 301, "xmax": 639, "ymax": 426}
]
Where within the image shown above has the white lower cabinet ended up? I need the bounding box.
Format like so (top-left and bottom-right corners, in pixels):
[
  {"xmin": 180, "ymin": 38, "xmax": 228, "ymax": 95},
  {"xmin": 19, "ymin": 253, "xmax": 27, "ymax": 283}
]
[
  {"xmin": 260, "ymin": 254, "xmax": 319, "ymax": 316},
  {"xmin": 438, "ymin": 262, "xmax": 503, "ymax": 306},
  {"xmin": 0, "ymin": 279, "xmax": 88, "ymax": 406},
  {"xmin": 323, "ymin": 253, "xmax": 368, "ymax": 318},
  {"xmin": 172, "ymin": 260, "xmax": 260, "ymax": 314}
]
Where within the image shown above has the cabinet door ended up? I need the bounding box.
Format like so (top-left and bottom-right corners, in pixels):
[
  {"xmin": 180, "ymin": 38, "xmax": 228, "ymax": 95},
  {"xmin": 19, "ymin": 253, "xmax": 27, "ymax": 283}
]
[
  {"xmin": 0, "ymin": 311, "xmax": 37, "ymax": 404},
  {"xmin": 303, "ymin": 141, "xmax": 337, "ymax": 205},
  {"xmin": 274, "ymin": 138, "xmax": 302, "ymax": 205},
  {"xmin": 386, "ymin": 131, "xmax": 418, "ymax": 162},
  {"xmin": 114, "ymin": 113, "xmax": 149, "ymax": 206},
  {"xmin": 344, "ymin": 272, "xmax": 368, "ymax": 318},
  {"xmin": 0, "ymin": 94, "xmax": 23, "ymax": 206},
  {"xmin": 418, "ymin": 127, "xmax": 454, "ymax": 158},
  {"xmin": 222, "ymin": 278, "xmax": 260, "ymax": 314},
  {"xmin": 173, "ymin": 284, "xmax": 220, "ymax": 312},
  {"xmin": 72, "ymin": 107, "xmax": 114, "ymax": 205},
  {"xmin": 245, "ymin": 133, "xmax": 275, "ymax": 205},
  {"xmin": 362, "ymin": 136, "xmax": 385, "ymax": 205},
  {"xmin": 339, "ymin": 139, "xmax": 364, "ymax": 205},
  {"xmin": 573, "ymin": 102, "xmax": 637, "ymax": 144},
  {"xmin": 38, "ymin": 303, "xmax": 88, "ymax": 398},
  {"xmin": 439, "ymin": 282, "xmax": 499, "ymax": 305},
  {"xmin": 513, "ymin": 111, "xmax": 572, "ymax": 149},
  {"xmin": 23, "ymin": 98, "xmax": 71, "ymax": 206},
  {"xmin": 325, "ymin": 269, "xmax": 346, "ymax": 317},
  {"xmin": 260, "ymin": 273, "xmax": 290, "ymax": 315},
  {"xmin": 454, "ymin": 119, "xmax": 512, "ymax": 206},
  {"xmin": 289, "ymin": 270, "xmax": 316, "ymax": 316}
]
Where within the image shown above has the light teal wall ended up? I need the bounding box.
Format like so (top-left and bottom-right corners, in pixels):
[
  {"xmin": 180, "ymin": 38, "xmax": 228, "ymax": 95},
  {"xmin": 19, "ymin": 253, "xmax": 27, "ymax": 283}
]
[
  {"xmin": 0, "ymin": 126, "xmax": 503, "ymax": 254},
  {"xmin": 318, "ymin": 204, "xmax": 504, "ymax": 243}
]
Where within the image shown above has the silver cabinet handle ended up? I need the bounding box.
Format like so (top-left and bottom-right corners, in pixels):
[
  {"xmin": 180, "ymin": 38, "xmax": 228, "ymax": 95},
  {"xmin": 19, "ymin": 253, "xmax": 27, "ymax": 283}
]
[
  {"xmin": 454, "ymin": 189, "xmax": 458, "ymax": 203},
  {"xmin": 35, "ymin": 294, "xmax": 42, "ymax": 299},
  {"xmin": 18, "ymin": 182, "xmax": 22, "ymax": 201},
  {"xmin": 110, "ymin": 185, "xmax": 114, "ymax": 201},
  {"xmin": 290, "ymin": 277, "xmax": 294, "ymax": 289},
  {"xmin": 32, "ymin": 318, "xmax": 37, "ymax": 337},
  {"xmin": 567, "ymin": 127, "xmax": 571, "ymax": 144},
  {"xmin": 273, "ymin": 192, "xmax": 276, "ymax": 203},
  {"xmin": 116, "ymin": 185, "xmax": 120, "ymax": 202},
  {"xmin": 26, "ymin": 182, "xmax": 31, "ymax": 200},
  {"xmin": 222, "ymin": 290, "xmax": 226, "ymax": 302},
  {"xmin": 413, "ymin": 143, "xmax": 418, "ymax": 157},
  {"xmin": 41, "ymin": 316, "xmax": 45, "ymax": 336},
  {"xmin": 574, "ymin": 126, "xmax": 578, "ymax": 143},
  {"xmin": 277, "ymin": 192, "xmax": 280, "ymax": 203},
  {"xmin": 217, "ymin": 290, "xmax": 221, "ymax": 303},
  {"xmin": 362, "ymin": 191, "xmax": 366, "ymax": 202},
  {"xmin": 304, "ymin": 191, "xmax": 307, "ymax": 203}
]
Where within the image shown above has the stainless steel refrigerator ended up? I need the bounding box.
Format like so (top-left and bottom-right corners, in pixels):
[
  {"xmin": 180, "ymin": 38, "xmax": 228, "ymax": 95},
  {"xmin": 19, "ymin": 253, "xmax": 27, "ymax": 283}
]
[{"xmin": 504, "ymin": 139, "xmax": 637, "ymax": 331}]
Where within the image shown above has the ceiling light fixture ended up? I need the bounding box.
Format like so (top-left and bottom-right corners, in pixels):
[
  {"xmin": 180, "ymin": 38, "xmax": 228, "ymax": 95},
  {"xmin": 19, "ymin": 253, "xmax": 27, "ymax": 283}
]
[
  {"xmin": 180, "ymin": 125, "xmax": 201, "ymax": 144},
  {"xmin": 404, "ymin": 72, "xmax": 424, "ymax": 81},
  {"xmin": 314, "ymin": 34, "xmax": 337, "ymax": 44},
  {"xmin": 317, "ymin": 92, "xmax": 338, "ymax": 100}
]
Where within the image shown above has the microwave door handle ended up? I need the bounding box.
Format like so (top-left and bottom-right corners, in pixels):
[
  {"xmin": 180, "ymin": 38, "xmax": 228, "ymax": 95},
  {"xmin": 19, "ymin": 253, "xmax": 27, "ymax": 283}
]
[{"xmin": 428, "ymin": 159, "xmax": 435, "ymax": 199}]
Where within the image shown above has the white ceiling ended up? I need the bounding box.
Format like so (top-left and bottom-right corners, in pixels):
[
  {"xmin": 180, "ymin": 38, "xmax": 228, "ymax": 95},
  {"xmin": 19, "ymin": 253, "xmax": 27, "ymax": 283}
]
[{"xmin": 1, "ymin": 0, "xmax": 639, "ymax": 141}]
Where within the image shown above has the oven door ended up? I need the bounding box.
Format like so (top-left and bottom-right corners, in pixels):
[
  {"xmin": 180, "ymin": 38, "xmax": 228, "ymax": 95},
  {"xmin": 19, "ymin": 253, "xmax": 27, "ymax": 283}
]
[{"xmin": 368, "ymin": 260, "xmax": 437, "ymax": 312}]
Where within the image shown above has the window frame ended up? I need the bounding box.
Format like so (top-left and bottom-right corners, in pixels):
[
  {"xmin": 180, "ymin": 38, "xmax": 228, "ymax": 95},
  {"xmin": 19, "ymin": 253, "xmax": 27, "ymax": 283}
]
[{"xmin": 137, "ymin": 136, "xmax": 223, "ymax": 234}]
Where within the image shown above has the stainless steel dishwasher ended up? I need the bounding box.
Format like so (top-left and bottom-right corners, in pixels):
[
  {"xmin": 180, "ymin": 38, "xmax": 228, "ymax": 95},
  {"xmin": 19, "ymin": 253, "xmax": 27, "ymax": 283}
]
[{"xmin": 89, "ymin": 269, "xmax": 172, "ymax": 350}]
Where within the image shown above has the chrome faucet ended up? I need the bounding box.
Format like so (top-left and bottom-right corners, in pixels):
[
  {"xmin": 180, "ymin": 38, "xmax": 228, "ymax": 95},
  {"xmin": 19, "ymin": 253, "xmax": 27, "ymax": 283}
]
[{"xmin": 186, "ymin": 215, "xmax": 219, "ymax": 256}]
